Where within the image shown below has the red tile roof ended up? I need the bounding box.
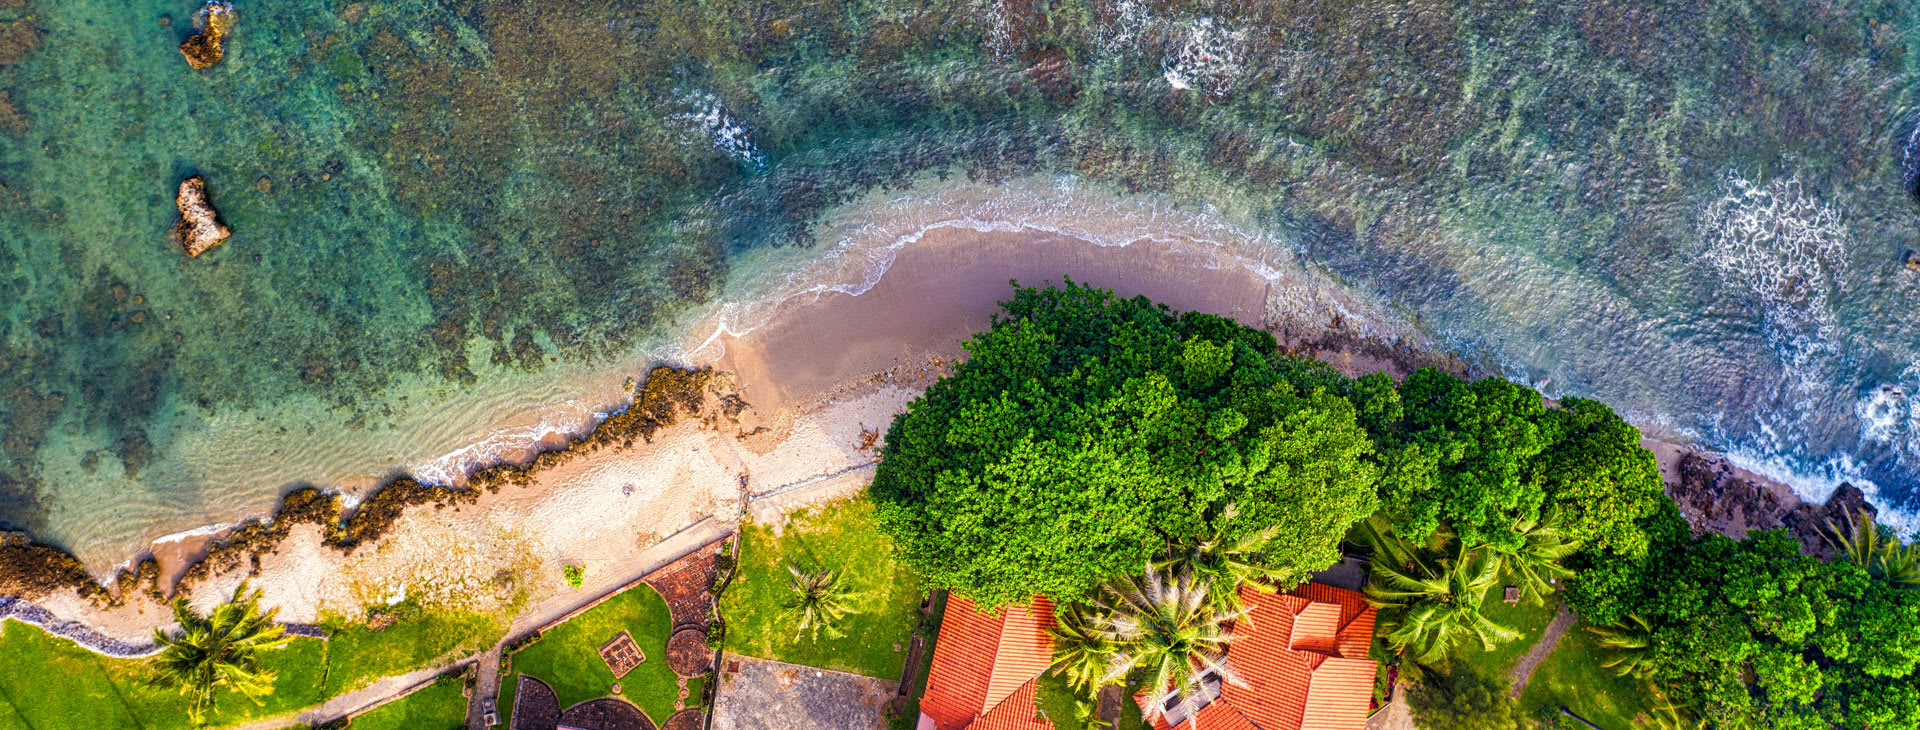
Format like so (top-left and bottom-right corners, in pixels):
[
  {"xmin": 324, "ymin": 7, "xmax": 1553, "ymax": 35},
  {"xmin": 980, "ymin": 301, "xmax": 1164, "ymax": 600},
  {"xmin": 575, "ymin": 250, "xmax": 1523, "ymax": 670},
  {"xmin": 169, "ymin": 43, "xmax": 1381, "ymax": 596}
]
[
  {"xmin": 921, "ymin": 594, "xmax": 1058, "ymax": 730},
  {"xmin": 1137, "ymin": 583, "xmax": 1378, "ymax": 730}
]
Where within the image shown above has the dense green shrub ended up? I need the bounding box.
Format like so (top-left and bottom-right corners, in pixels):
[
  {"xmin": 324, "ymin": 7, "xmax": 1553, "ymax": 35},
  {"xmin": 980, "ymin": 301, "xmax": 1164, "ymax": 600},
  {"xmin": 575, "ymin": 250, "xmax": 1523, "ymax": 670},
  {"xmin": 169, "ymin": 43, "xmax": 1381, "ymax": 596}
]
[
  {"xmin": 1407, "ymin": 665, "xmax": 1522, "ymax": 730},
  {"xmin": 872, "ymin": 282, "xmax": 1381, "ymax": 607}
]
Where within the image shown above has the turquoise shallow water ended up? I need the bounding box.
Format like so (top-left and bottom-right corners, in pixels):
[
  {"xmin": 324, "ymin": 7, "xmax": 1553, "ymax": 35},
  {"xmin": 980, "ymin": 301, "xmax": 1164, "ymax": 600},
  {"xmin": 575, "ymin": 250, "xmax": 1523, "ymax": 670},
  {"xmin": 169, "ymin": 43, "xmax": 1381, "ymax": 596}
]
[{"xmin": 4, "ymin": 0, "xmax": 1920, "ymax": 566}]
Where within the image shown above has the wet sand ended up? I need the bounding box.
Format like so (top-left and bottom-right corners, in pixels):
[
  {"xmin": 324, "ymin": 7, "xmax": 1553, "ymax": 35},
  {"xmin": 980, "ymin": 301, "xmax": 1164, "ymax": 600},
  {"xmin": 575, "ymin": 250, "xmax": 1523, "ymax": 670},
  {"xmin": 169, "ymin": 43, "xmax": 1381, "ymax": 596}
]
[
  {"xmin": 715, "ymin": 226, "xmax": 1266, "ymax": 416},
  {"xmin": 50, "ymin": 225, "xmax": 1803, "ymax": 641}
]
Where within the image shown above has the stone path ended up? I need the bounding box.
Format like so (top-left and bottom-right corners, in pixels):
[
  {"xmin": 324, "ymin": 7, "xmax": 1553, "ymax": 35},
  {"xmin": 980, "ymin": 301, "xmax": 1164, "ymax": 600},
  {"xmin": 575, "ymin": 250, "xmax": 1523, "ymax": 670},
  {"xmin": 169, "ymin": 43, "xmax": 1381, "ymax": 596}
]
[
  {"xmin": 711, "ymin": 657, "xmax": 896, "ymax": 730},
  {"xmin": 1508, "ymin": 604, "xmax": 1577, "ymax": 698}
]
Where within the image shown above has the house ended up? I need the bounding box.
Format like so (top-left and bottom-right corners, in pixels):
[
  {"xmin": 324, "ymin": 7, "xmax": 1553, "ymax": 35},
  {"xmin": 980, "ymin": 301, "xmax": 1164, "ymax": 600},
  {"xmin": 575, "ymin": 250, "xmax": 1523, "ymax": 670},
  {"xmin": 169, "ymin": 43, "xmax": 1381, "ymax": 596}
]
[
  {"xmin": 918, "ymin": 595, "xmax": 1059, "ymax": 730},
  {"xmin": 916, "ymin": 583, "xmax": 1377, "ymax": 730}
]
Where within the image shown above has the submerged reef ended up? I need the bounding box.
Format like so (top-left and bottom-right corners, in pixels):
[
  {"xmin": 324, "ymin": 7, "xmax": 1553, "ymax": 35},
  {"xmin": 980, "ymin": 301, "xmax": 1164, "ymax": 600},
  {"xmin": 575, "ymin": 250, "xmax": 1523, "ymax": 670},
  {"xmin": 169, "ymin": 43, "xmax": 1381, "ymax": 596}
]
[
  {"xmin": 177, "ymin": 1, "xmax": 234, "ymax": 69},
  {"xmin": 172, "ymin": 175, "xmax": 229, "ymax": 256}
]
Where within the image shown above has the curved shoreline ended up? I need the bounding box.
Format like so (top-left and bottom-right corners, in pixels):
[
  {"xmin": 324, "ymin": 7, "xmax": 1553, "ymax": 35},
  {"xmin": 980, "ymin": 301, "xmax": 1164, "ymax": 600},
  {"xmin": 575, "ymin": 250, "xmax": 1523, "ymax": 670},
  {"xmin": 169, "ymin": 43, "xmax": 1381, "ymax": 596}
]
[{"xmin": 0, "ymin": 223, "xmax": 1875, "ymax": 649}]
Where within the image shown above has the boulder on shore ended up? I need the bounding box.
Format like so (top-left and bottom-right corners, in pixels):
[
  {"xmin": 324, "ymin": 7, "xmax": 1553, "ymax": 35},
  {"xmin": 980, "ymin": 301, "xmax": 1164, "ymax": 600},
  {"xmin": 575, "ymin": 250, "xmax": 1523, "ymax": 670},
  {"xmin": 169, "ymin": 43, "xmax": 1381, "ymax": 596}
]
[
  {"xmin": 173, "ymin": 175, "xmax": 230, "ymax": 257},
  {"xmin": 178, "ymin": 1, "xmax": 234, "ymax": 69}
]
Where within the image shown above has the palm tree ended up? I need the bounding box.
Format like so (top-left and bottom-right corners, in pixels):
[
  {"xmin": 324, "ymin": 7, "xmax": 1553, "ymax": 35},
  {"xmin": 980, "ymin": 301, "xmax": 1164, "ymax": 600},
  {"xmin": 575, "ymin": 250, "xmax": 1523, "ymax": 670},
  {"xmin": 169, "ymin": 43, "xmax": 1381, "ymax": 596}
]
[
  {"xmin": 1154, "ymin": 504, "xmax": 1293, "ymax": 614},
  {"xmin": 1824, "ymin": 508, "xmax": 1920, "ymax": 588},
  {"xmin": 783, "ymin": 565, "xmax": 860, "ymax": 642},
  {"xmin": 1090, "ymin": 565, "xmax": 1246, "ymax": 725},
  {"xmin": 1365, "ymin": 544, "xmax": 1519, "ymax": 663},
  {"xmin": 1048, "ymin": 601, "xmax": 1122, "ymax": 693},
  {"xmin": 1486, "ymin": 514, "xmax": 1580, "ymax": 606},
  {"xmin": 150, "ymin": 583, "xmax": 291, "ymax": 726},
  {"xmin": 1586, "ymin": 613, "xmax": 1658, "ymax": 680}
]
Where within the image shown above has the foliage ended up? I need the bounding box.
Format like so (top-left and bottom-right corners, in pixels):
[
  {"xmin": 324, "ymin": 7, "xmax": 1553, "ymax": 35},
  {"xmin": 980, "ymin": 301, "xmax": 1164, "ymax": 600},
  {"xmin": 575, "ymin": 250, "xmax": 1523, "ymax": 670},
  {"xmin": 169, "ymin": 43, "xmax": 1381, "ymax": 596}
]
[
  {"xmin": 873, "ymin": 282, "xmax": 1380, "ymax": 607},
  {"xmin": 718, "ymin": 497, "xmax": 927, "ymax": 680},
  {"xmin": 1584, "ymin": 613, "xmax": 1657, "ymax": 681},
  {"xmin": 1486, "ymin": 514, "xmax": 1579, "ymax": 607},
  {"xmin": 150, "ymin": 584, "xmax": 292, "ymax": 725},
  {"xmin": 1568, "ymin": 528, "xmax": 1920, "ymax": 729},
  {"xmin": 1047, "ymin": 601, "xmax": 1122, "ymax": 694},
  {"xmin": 1407, "ymin": 665, "xmax": 1521, "ymax": 730},
  {"xmin": 1085, "ymin": 565, "xmax": 1245, "ymax": 725},
  {"xmin": 562, "ymin": 564, "xmax": 585, "ymax": 589},
  {"xmin": 1825, "ymin": 508, "xmax": 1920, "ymax": 588},
  {"xmin": 1368, "ymin": 373, "xmax": 1662, "ymax": 560},
  {"xmin": 784, "ymin": 565, "xmax": 861, "ymax": 642},
  {"xmin": 1366, "ymin": 544, "xmax": 1519, "ymax": 664},
  {"xmin": 1153, "ymin": 503, "xmax": 1292, "ymax": 615}
]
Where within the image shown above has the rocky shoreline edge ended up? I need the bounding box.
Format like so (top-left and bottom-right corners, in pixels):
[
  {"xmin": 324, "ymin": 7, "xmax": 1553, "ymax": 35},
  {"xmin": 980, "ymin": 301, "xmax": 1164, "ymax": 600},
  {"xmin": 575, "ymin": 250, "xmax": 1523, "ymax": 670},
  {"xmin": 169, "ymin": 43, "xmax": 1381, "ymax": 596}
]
[
  {"xmin": 0, "ymin": 595, "xmax": 327, "ymax": 659},
  {"xmin": 0, "ymin": 366, "xmax": 718, "ymax": 616}
]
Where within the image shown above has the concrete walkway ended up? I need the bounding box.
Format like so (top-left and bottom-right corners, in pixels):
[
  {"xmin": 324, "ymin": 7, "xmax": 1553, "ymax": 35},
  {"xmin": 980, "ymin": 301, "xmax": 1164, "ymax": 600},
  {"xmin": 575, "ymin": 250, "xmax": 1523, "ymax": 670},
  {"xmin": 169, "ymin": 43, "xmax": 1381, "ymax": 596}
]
[
  {"xmin": 214, "ymin": 450, "xmax": 881, "ymax": 730},
  {"xmin": 208, "ymin": 517, "xmax": 735, "ymax": 730}
]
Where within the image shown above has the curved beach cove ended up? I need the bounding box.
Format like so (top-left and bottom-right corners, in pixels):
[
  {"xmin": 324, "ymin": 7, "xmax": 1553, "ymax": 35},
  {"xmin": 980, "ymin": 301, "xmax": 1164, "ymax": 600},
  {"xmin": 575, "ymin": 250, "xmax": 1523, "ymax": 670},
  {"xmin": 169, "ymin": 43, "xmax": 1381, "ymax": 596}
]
[{"xmin": 20, "ymin": 197, "xmax": 1825, "ymax": 646}]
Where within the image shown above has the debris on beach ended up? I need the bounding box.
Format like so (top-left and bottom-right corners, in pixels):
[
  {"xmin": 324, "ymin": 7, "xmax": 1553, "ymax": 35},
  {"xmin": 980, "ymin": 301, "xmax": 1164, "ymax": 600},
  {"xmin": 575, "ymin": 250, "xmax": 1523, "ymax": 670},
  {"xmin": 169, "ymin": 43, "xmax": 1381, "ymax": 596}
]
[
  {"xmin": 177, "ymin": 1, "xmax": 234, "ymax": 69},
  {"xmin": 173, "ymin": 175, "xmax": 230, "ymax": 256}
]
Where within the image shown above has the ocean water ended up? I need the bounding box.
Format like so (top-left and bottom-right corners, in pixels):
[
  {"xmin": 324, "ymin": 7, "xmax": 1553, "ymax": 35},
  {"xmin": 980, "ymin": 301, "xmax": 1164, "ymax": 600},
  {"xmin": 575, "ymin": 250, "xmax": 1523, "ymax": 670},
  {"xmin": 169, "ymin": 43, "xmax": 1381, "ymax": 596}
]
[{"xmin": 4, "ymin": 0, "xmax": 1920, "ymax": 568}]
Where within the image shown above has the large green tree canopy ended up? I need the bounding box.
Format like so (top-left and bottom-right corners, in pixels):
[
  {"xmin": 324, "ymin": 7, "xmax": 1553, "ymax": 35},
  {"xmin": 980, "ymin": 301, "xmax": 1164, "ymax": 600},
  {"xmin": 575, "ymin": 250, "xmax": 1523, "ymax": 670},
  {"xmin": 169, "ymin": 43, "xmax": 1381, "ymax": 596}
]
[{"xmin": 871, "ymin": 282, "xmax": 1380, "ymax": 607}]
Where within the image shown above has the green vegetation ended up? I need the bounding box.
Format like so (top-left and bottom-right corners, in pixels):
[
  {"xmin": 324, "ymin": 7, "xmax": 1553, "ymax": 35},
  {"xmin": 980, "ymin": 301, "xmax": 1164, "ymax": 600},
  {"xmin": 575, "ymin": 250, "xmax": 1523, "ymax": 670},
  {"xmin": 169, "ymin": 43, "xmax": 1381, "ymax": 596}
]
[
  {"xmin": 1367, "ymin": 543, "xmax": 1520, "ymax": 663},
  {"xmin": 321, "ymin": 606, "xmax": 505, "ymax": 696},
  {"xmin": 563, "ymin": 565, "xmax": 586, "ymax": 589},
  {"xmin": 721, "ymin": 497, "xmax": 926, "ymax": 680},
  {"xmin": 0, "ymin": 622, "xmax": 326, "ymax": 730},
  {"xmin": 501, "ymin": 584, "xmax": 686, "ymax": 726},
  {"xmin": 0, "ymin": 600, "xmax": 497, "ymax": 730},
  {"xmin": 1516, "ymin": 629, "xmax": 1656, "ymax": 730},
  {"xmin": 150, "ymin": 585, "xmax": 293, "ymax": 725},
  {"xmin": 783, "ymin": 566, "xmax": 861, "ymax": 642},
  {"xmin": 1408, "ymin": 665, "xmax": 1522, "ymax": 730},
  {"xmin": 347, "ymin": 677, "xmax": 468, "ymax": 730},
  {"xmin": 1565, "ymin": 523, "xmax": 1920, "ymax": 728},
  {"xmin": 873, "ymin": 282, "xmax": 1381, "ymax": 608},
  {"xmin": 1447, "ymin": 599, "xmax": 1557, "ymax": 678}
]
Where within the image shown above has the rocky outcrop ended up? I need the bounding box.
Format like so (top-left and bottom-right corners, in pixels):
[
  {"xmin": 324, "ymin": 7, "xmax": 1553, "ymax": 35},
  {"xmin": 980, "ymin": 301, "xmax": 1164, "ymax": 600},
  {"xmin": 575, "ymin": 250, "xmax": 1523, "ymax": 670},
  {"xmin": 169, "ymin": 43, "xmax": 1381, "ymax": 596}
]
[
  {"xmin": 173, "ymin": 175, "xmax": 229, "ymax": 256},
  {"xmin": 177, "ymin": 1, "xmax": 234, "ymax": 69},
  {"xmin": 1669, "ymin": 451, "xmax": 1876, "ymax": 558},
  {"xmin": 1781, "ymin": 482, "xmax": 1876, "ymax": 559}
]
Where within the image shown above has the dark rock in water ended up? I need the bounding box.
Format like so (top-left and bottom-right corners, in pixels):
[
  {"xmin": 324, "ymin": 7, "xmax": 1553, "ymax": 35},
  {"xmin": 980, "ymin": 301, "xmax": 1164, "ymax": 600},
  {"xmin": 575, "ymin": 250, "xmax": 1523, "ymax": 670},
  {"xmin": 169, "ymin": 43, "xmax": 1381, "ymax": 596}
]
[
  {"xmin": 177, "ymin": 1, "xmax": 234, "ymax": 70},
  {"xmin": 1780, "ymin": 483, "xmax": 1875, "ymax": 559},
  {"xmin": 173, "ymin": 175, "xmax": 230, "ymax": 256},
  {"xmin": 1904, "ymin": 249, "xmax": 1920, "ymax": 272}
]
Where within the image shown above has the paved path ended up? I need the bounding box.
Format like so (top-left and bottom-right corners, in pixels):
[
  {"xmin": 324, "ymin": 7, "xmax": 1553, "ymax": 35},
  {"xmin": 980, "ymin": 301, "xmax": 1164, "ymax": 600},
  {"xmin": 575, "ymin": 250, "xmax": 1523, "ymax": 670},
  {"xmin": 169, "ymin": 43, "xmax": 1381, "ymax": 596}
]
[
  {"xmin": 1508, "ymin": 604, "xmax": 1577, "ymax": 698},
  {"xmin": 208, "ymin": 518, "xmax": 734, "ymax": 730},
  {"xmin": 214, "ymin": 452, "xmax": 878, "ymax": 730}
]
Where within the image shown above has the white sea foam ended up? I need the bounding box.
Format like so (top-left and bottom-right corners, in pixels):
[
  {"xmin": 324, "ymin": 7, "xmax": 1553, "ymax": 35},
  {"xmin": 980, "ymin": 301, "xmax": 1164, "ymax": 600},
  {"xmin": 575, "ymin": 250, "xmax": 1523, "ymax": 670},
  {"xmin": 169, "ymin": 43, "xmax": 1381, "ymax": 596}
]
[
  {"xmin": 675, "ymin": 90, "xmax": 765, "ymax": 169},
  {"xmin": 151, "ymin": 522, "xmax": 235, "ymax": 545},
  {"xmin": 406, "ymin": 401, "xmax": 603, "ymax": 487},
  {"xmin": 1162, "ymin": 17, "xmax": 1246, "ymax": 94}
]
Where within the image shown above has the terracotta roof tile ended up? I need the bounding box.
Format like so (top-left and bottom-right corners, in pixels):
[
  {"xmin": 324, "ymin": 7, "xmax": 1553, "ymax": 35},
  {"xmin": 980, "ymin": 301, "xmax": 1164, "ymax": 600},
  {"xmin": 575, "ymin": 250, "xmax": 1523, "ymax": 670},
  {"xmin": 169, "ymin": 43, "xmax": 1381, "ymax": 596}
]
[
  {"xmin": 1134, "ymin": 582, "xmax": 1378, "ymax": 730},
  {"xmin": 920, "ymin": 595, "xmax": 1058, "ymax": 730}
]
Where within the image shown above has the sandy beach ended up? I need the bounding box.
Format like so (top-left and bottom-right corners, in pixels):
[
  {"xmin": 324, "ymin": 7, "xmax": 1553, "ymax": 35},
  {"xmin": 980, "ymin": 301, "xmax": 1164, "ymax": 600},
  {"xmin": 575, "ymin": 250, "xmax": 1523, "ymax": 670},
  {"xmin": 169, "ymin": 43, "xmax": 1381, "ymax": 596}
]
[{"xmin": 28, "ymin": 224, "xmax": 1812, "ymax": 646}]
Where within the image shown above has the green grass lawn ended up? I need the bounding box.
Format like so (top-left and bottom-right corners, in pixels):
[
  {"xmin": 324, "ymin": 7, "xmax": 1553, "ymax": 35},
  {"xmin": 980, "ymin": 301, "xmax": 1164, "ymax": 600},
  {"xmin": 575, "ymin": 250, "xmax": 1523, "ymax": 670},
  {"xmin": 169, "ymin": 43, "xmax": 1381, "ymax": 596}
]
[
  {"xmin": 500, "ymin": 584, "xmax": 689, "ymax": 727},
  {"xmin": 1448, "ymin": 598, "xmax": 1559, "ymax": 679},
  {"xmin": 322, "ymin": 606, "xmax": 506, "ymax": 695},
  {"xmin": 887, "ymin": 591, "xmax": 945, "ymax": 730},
  {"xmin": 0, "ymin": 603, "xmax": 501, "ymax": 730},
  {"xmin": 348, "ymin": 677, "xmax": 468, "ymax": 730},
  {"xmin": 1518, "ymin": 625, "xmax": 1655, "ymax": 730},
  {"xmin": 0, "ymin": 620, "xmax": 327, "ymax": 730},
  {"xmin": 720, "ymin": 496, "xmax": 927, "ymax": 679}
]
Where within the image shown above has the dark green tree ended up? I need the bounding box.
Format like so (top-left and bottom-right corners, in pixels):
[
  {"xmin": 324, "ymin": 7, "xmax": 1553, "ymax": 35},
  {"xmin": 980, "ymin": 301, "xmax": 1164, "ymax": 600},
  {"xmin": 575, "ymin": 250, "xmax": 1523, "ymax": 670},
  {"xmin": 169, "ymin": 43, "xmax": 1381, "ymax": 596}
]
[
  {"xmin": 871, "ymin": 282, "xmax": 1380, "ymax": 607},
  {"xmin": 1407, "ymin": 665, "xmax": 1521, "ymax": 730}
]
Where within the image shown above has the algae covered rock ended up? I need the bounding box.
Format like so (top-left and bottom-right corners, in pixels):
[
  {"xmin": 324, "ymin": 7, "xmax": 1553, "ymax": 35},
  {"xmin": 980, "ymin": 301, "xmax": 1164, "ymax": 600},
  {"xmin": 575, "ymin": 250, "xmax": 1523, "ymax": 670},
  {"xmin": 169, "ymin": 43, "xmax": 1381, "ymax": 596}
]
[
  {"xmin": 177, "ymin": 0, "xmax": 234, "ymax": 69},
  {"xmin": 173, "ymin": 174, "xmax": 230, "ymax": 256}
]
